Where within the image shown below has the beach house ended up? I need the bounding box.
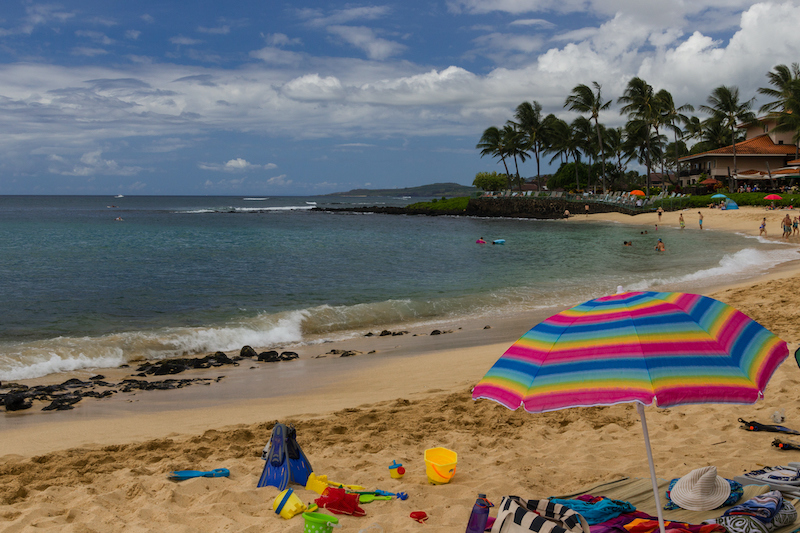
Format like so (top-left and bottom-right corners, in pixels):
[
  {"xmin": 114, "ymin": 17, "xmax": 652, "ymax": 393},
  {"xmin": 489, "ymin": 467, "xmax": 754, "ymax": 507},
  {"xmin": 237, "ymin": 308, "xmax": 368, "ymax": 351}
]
[{"xmin": 679, "ymin": 116, "xmax": 800, "ymax": 187}]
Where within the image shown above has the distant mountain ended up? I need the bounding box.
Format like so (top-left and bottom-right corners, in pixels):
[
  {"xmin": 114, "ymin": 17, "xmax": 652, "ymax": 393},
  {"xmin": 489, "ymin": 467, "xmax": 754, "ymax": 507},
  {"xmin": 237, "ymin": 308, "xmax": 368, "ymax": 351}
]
[{"xmin": 325, "ymin": 182, "xmax": 478, "ymax": 197}]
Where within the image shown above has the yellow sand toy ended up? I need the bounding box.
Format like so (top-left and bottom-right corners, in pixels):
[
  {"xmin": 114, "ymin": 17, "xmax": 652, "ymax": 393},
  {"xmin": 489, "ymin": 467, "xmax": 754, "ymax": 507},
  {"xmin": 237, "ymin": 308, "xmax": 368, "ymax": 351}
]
[
  {"xmin": 273, "ymin": 488, "xmax": 318, "ymax": 519},
  {"xmin": 304, "ymin": 472, "xmax": 366, "ymax": 494},
  {"xmin": 424, "ymin": 447, "xmax": 457, "ymax": 484}
]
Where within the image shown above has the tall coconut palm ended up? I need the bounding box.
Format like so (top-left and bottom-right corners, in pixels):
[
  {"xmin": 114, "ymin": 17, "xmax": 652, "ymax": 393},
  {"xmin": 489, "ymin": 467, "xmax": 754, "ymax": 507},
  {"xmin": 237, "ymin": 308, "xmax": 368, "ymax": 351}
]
[
  {"xmin": 565, "ymin": 82, "xmax": 611, "ymax": 193},
  {"xmin": 618, "ymin": 77, "xmax": 657, "ymax": 195},
  {"xmin": 699, "ymin": 85, "xmax": 756, "ymax": 191},
  {"xmin": 572, "ymin": 116, "xmax": 596, "ymax": 190},
  {"xmin": 546, "ymin": 117, "xmax": 582, "ymax": 191},
  {"xmin": 502, "ymin": 123, "xmax": 528, "ymax": 191},
  {"xmin": 758, "ymin": 63, "xmax": 800, "ymax": 159},
  {"xmin": 477, "ymin": 126, "xmax": 511, "ymax": 183},
  {"xmin": 513, "ymin": 101, "xmax": 547, "ymax": 191},
  {"xmin": 656, "ymin": 89, "xmax": 694, "ymax": 187},
  {"xmin": 604, "ymin": 126, "xmax": 631, "ymax": 184}
]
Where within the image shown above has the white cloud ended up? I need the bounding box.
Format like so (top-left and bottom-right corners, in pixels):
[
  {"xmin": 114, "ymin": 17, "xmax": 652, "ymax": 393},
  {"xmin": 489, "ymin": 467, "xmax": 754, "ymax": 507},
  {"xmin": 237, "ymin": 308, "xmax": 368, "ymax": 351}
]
[
  {"xmin": 282, "ymin": 74, "xmax": 346, "ymax": 101},
  {"xmin": 267, "ymin": 174, "xmax": 292, "ymax": 186},
  {"xmin": 170, "ymin": 36, "xmax": 203, "ymax": 45},
  {"xmin": 198, "ymin": 25, "xmax": 230, "ymax": 35},
  {"xmin": 49, "ymin": 150, "xmax": 142, "ymax": 176},
  {"xmin": 71, "ymin": 47, "xmax": 109, "ymax": 57},
  {"xmin": 250, "ymin": 46, "xmax": 304, "ymax": 65},
  {"xmin": 265, "ymin": 33, "xmax": 302, "ymax": 47},
  {"xmin": 300, "ymin": 6, "xmax": 392, "ymax": 27},
  {"xmin": 125, "ymin": 30, "xmax": 141, "ymax": 40},
  {"xmin": 510, "ymin": 18, "xmax": 555, "ymax": 28},
  {"xmin": 327, "ymin": 26, "xmax": 406, "ymax": 60},
  {"xmin": 198, "ymin": 159, "xmax": 277, "ymax": 171}
]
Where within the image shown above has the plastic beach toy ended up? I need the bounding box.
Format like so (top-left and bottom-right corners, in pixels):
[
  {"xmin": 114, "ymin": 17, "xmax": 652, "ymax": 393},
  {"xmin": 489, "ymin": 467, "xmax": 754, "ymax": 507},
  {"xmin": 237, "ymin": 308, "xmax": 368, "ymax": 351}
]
[
  {"xmin": 168, "ymin": 468, "xmax": 229, "ymax": 481},
  {"xmin": 389, "ymin": 460, "xmax": 405, "ymax": 479},
  {"xmin": 274, "ymin": 488, "xmax": 312, "ymax": 519},
  {"xmin": 305, "ymin": 473, "xmax": 366, "ymax": 494},
  {"xmin": 303, "ymin": 511, "xmax": 340, "ymax": 533},
  {"xmin": 424, "ymin": 447, "xmax": 457, "ymax": 484}
]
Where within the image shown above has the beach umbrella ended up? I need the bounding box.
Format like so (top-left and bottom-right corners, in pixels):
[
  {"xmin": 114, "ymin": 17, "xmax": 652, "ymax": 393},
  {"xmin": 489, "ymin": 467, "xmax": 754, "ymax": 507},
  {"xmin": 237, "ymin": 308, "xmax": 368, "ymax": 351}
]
[
  {"xmin": 473, "ymin": 291, "xmax": 788, "ymax": 533},
  {"xmin": 710, "ymin": 193, "xmax": 728, "ymax": 199},
  {"xmin": 764, "ymin": 194, "xmax": 782, "ymax": 200},
  {"xmin": 630, "ymin": 190, "xmax": 645, "ymax": 196}
]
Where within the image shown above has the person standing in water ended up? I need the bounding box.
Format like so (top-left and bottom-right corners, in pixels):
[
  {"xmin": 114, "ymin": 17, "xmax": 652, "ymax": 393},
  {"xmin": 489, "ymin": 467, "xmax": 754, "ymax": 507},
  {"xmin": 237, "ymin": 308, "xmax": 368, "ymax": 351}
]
[
  {"xmin": 698, "ymin": 211, "xmax": 703, "ymax": 229},
  {"xmin": 679, "ymin": 213, "xmax": 685, "ymax": 229},
  {"xmin": 760, "ymin": 218, "xmax": 767, "ymax": 236},
  {"xmin": 654, "ymin": 238, "xmax": 665, "ymax": 252}
]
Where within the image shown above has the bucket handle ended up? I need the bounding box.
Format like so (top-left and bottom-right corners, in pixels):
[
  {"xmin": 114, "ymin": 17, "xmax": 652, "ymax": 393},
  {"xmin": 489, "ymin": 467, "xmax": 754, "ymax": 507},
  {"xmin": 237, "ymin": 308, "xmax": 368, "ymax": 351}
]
[{"xmin": 328, "ymin": 522, "xmax": 342, "ymax": 529}]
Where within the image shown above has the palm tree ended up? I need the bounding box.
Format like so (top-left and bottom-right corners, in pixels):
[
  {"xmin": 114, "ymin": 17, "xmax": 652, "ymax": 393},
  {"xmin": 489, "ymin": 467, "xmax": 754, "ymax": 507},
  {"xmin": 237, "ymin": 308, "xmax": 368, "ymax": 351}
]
[
  {"xmin": 699, "ymin": 85, "xmax": 756, "ymax": 191},
  {"xmin": 758, "ymin": 63, "xmax": 800, "ymax": 159},
  {"xmin": 572, "ymin": 116, "xmax": 596, "ymax": 190},
  {"xmin": 623, "ymin": 121, "xmax": 665, "ymax": 180},
  {"xmin": 546, "ymin": 117, "xmax": 582, "ymax": 191},
  {"xmin": 604, "ymin": 126, "xmax": 630, "ymax": 184},
  {"xmin": 502, "ymin": 123, "xmax": 528, "ymax": 191},
  {"xmin": 656, "ymin": 89, "xmax": 694, "ymax": 187},
  {"xmin": 564, "ymin": 82, "xmax": 611, "ymax": 193},
  {"xmin": 477, "ymin": 126, "xmax": 512, "ymax": 185},
  {"xmin": 513, "ymin": 101, "xmax": 547, "ymax": 191},
  {"xmin": 618, "ymin": 77, "xmax": 657, "ymax": 195}
]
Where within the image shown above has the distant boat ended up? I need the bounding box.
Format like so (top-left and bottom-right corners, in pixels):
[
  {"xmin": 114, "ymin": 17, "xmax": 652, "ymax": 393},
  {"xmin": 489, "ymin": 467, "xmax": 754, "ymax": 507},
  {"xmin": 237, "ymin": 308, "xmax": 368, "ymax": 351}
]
[
  {"xmin": 114, "ymin": 194, "xmax": 124, "ymax": 198},
  {"xmin": 243, "ymin": 197, "xmax": 269, "ymax": 201}
]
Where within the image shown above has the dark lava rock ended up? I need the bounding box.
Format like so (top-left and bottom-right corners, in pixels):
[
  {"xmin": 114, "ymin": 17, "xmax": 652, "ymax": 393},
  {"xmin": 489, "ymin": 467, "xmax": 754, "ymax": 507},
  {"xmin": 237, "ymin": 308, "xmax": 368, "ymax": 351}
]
[
  {"xmin": 42, "ymin": 393, "xmax": 83, "ymax": 411},
  {"xmin": 379, "ymin": 330, "xmax": 393, "ymax": 336},
  {"xmin": 280, "ymin": 351, "xmax": 298, "ymax": 361},
  {"xmin": 240, "ymin": 345, "xmax": 258, "ymax": 358},
  {"xmin": 484, "ymin": 325, "xmax": 491, "ymax": 329},
  {"xmin": 4, "ymin": 393, "xmax": 33, "ymax": 411},
  {"xmin": 431, "ymin": 330, "xmax": 442, "ymax": 335},
  {"xmin": 89, "ymin": 375, "xmax": 106, "ymax": 381},
  {"xmin": 257, "ymin": 351, "xmax": 280, "ymax": 362},
  {"xmin": 62, "ymin": 378, "xmax": 90, "ymax": 388},
  {"xmin": 364, "ymin": 332, "xmax": 374, "ymax": 337}
]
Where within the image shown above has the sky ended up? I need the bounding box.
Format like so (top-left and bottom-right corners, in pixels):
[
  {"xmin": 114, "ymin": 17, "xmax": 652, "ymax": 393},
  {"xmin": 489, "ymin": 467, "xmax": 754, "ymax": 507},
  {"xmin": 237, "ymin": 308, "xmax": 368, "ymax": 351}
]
[{"xmin": 1, "ymin": 1, "xmax": 800, "ymax": 196}]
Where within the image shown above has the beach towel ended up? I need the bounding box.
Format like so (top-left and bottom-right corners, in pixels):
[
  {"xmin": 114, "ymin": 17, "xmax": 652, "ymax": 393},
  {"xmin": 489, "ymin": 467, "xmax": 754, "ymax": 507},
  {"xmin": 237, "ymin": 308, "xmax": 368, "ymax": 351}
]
[
  {"xmin": 722, "ymin": 490, "xmax": 783, "ymax": 523},
  {"xmin": 709, "ymin": 491, "xmax": 797, "ymax": 533},
  {"xmin": 549, "ymin": 496, "xmax": 636, "ymax": 525},
  {"xmin": 492, "ymin": 497, "xmax": 591, "ymax": 533}
]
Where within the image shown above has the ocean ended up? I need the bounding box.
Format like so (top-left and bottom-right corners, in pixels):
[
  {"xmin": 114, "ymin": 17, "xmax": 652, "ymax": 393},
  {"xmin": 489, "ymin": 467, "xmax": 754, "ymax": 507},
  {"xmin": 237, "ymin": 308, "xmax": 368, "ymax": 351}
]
[{"xmin": 1, "ymin": 195, "xmax": 797, "ymax": 382}]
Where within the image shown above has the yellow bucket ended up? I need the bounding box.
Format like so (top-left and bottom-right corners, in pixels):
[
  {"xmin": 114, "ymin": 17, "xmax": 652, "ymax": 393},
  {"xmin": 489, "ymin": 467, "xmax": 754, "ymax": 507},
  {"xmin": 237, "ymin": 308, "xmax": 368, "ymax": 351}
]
[
  {"xmin": 424, "ymin": 447, "xmax": 457, "ymax": 484},
  {"xmin": 274, "ymin": 488, "xmax": 306, "ymax": 519}
]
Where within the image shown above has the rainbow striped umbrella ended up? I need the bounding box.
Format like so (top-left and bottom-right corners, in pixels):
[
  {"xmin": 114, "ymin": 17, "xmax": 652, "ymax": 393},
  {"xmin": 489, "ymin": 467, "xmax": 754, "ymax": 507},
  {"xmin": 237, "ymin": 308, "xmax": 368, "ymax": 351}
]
[{"xmin": 473, "ymin": 291, "xmax": 788, "ymax": 533}]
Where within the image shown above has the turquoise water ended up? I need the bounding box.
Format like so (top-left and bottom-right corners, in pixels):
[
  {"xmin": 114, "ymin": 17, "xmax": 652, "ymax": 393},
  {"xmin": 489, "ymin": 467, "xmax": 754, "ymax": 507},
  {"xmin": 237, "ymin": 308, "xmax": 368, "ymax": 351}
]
[{"xmin": 1, "ymin": 195, "xmax": 797, "ymax": 380}]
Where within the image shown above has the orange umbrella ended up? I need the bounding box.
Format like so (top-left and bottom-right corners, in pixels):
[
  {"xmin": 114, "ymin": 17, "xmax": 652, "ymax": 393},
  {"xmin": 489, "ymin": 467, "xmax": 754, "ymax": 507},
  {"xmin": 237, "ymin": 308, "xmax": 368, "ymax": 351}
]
[{"xmin": 630, "ymin": 190, "xmax": 645, "ymax": 196}]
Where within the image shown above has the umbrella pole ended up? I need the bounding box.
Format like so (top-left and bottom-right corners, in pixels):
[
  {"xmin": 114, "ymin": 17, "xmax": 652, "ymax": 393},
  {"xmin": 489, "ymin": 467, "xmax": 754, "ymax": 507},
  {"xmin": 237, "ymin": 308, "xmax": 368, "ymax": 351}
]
[{"xmin": 637, "ymin": 402, "xmax": 666, "ymax": 533}]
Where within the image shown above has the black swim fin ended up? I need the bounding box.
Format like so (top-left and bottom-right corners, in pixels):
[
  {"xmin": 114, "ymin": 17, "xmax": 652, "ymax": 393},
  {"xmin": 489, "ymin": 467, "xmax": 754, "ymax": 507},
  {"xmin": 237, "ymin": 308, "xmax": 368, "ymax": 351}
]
[
  {"xmin": 287, "ymin": 425, "xmax": 314, "ymax": 486},
  {"xmin": 257, "ymin": 423, "xmax": 290, "ymax": 490}
]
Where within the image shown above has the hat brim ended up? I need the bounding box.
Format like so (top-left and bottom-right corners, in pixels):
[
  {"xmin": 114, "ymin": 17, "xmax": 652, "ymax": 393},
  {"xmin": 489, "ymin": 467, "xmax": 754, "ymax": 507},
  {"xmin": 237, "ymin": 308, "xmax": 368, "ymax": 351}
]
[{"xmin": 670, "ymin": 475, "xmax": 731, "ymax": 511}]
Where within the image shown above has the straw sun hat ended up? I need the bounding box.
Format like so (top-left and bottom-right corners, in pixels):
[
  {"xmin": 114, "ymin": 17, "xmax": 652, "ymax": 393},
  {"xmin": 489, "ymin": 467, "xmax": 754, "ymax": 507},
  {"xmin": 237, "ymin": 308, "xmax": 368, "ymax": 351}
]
[{"xmin": 670, "ymin": 466, "xmax": 731, "ymax": 511}]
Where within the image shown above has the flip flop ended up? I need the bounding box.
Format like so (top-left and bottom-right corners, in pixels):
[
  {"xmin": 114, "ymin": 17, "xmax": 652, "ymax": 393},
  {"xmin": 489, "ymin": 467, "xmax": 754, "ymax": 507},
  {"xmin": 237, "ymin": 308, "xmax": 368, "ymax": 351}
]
[{"xmin": 168, "ymin": 468, "xmax": 230, "ymax": 481}]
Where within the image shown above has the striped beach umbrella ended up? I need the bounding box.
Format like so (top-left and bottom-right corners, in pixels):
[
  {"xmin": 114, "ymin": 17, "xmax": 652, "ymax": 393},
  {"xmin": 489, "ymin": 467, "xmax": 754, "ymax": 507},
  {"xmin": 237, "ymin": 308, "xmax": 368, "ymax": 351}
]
[{"xmin": 473, "ymin": 291, "xmax": 788, "ymax": 533}]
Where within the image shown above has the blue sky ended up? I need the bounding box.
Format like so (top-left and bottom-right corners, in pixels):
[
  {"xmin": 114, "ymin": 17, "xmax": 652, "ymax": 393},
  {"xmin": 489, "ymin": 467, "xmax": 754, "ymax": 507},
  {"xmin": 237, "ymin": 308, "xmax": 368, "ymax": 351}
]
[{"xmin": 1, "ymin": 1, "xmax": 799, "ymax": 195}]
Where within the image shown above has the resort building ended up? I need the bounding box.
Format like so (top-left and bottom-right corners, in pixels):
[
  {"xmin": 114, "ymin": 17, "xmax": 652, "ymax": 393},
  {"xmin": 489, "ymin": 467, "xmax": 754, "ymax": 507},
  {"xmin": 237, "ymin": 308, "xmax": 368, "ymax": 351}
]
[{"xmin": 679, "ymin": 116, "xmax": 800, "ymax": 187}]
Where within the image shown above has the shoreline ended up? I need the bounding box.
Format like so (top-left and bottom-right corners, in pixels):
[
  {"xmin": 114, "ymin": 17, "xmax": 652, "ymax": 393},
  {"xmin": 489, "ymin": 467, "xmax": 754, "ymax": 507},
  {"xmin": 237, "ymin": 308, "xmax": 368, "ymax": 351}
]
[
  {"xmin": 2, "ymin": 206, "xmax": 799, "ymax": 457},
  {"xmin": 4, "ymin": 205, "xmax": 800, "ymax": 531}
]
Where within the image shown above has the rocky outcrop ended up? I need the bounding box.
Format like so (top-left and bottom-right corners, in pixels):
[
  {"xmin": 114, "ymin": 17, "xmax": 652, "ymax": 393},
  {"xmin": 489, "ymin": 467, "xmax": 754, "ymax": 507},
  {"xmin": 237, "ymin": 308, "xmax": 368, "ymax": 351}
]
[{"xmin": 314, "ymin": 197, "xmax": 640, "ymax": 218}]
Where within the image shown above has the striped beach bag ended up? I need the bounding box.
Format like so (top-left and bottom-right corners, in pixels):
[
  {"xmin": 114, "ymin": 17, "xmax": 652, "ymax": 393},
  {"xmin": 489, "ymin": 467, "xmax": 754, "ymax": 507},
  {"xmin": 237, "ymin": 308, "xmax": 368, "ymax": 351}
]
[{"xmin": 491, "ymin": 497, "xmax": 591, "ymax": 533}]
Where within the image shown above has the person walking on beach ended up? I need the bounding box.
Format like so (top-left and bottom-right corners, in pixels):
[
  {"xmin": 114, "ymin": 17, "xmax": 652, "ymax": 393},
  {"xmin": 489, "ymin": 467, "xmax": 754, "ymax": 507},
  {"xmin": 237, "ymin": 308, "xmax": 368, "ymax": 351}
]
[
  {"xmin": 783, "ymin": 214, "xmax": 792, "ymax": 238},
  {"xmin": 698, "ymin": 211, "xmax": 703, "ymax": 229},
  {"xmin": 657, "ymin": 207, "xmax": 663, "ymax": 222},
  {"xmin": 794, "ymin": 216, "xmax": 799, "ymax": 236},
  {"xmin": 679, "ymin": 213, "xmax": 685, "ymax": 229},
  {"xmin": 760, "ymin": 218, "xmax": 767, "ymax": 236},
  {"xmin": 654, "ymin": 239, "xmax": 665, "ymax": 252}
]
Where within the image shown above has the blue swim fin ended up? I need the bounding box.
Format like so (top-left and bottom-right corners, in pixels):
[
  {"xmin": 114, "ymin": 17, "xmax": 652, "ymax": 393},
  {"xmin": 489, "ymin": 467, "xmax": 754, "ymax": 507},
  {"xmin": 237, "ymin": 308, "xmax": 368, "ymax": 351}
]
[
  {"xmin": 287, "ymin": 425, "xmax": 313, "ymax": 486},
  {"xmin": 257, "ymin": 423, "xmax": 290, "ymax": 490}
]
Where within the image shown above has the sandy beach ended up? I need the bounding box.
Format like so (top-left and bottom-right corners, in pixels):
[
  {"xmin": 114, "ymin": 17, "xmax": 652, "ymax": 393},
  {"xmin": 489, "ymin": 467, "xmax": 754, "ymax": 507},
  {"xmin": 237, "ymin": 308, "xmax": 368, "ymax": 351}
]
[{"xmin": 3, "ymin": 205, "xmax": 800, "ymax": 532}]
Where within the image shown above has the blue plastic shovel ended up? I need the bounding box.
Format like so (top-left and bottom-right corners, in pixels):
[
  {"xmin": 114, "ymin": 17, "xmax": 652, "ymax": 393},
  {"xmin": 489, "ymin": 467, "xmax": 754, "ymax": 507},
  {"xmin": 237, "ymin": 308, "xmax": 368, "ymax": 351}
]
[{"xmin": 168, "ymin": 468, "xmax": 230, "ymax": 481}]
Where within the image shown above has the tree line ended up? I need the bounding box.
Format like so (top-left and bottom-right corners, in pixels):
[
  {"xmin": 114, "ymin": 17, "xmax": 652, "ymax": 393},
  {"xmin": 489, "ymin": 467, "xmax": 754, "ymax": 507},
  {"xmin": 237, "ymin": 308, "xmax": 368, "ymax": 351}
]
[{"xmin": 475, "ymin": 64, "xmax": 800, "ymax": 194}]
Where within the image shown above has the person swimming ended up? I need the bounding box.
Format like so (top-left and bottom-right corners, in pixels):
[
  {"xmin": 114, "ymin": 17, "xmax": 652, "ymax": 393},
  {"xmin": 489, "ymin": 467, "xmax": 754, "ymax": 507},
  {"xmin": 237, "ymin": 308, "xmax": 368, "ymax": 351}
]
[{"xmin": 476, "ymin": 237, "xmax": 486, "ymax": 244}]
